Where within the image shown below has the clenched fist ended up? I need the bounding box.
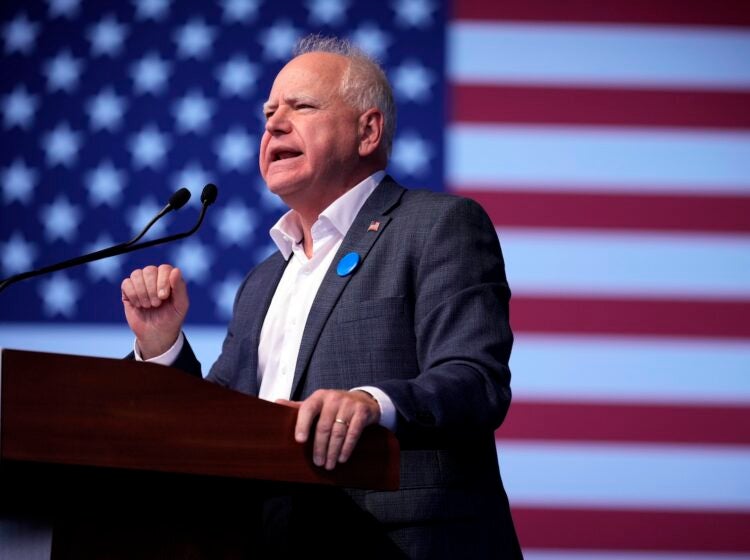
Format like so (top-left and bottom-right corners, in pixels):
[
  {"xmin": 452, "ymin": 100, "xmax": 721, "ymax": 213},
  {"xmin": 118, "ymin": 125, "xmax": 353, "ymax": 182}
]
[{"xmin": 121, "ymin": 264, "xmax": 189, "ymax": 359}]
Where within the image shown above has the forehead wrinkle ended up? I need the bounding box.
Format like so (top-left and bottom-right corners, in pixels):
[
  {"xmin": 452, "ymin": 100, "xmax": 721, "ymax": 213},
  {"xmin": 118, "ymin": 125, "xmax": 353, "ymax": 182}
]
[
  {"xmin": 263, "ymin": 92, "xmax": 324, "ymax": 113},
  {"xmin": 284, "ymin": 93, "xmax": 321, "ymax": 105}
]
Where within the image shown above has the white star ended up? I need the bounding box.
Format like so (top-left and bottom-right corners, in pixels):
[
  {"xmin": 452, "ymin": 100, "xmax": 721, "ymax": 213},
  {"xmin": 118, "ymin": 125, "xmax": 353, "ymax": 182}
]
[
  {"xmin": 221, "ymin": 0, "xmax": 261, "ymax": 23},
  {"xmin": 2, "ymin": 159, "xmax": 38, "ymax": 205},
  {"xmin": 133, "ymin": 0, "xmax": 171, "ymax": 20},
  {"xmin": 131, "ymin": 52, "xmax": 171, "ymax": 95},
  {"xmin": 39, "ymin": 196, "xmax": 82, "ymax": 242},
  {"xmin": 41, "ymin": 123, "xmax": 83, "ymax": 168},
  {"xmin": 391, "ymin": 59, "xmax": 434, "ymax": 102},
  {"xmin": 127, "ymin": 197, "xmax": 168, "ymax": 236},
  {"xmin": 212, "ymin": 273, "xmax": 243, "ymax": 319},
  {"xmin": 213, "ymin": 200, "xmax": 257, "ymax": 246},
  {"xmin": 44, "ymin": 50, "xmax": 84, "ymax": 92},
  {"xmin": 390, "ymin": 132, "xmax": 431, "ymax": 177},
  {"xmin": 87, "ymin": 15, "xmax": 128, "ymax": 57},
  {"xmin": 215, "ymin": 128, "xmax": 256, "ymax": 171},
  {"xmin": 172, "ymin": 90, "xmax": 214, "ymax": 134},
  {"xmin": 1, "ymin": 232, "xmax": 37, "ymax": 276},
  {"xmin": 47, "ymin": 0, "xmax": 81, "ymax": 19},
  {"xmin": 3, "ymin": 14, "xmax": 40, "ymax": 54},
  {"xmin": 2, "ymin": 86, "xmax": 38, "ymax": 129},
  {"xmin": 85, "ymin": 160, "xmax": 126, "ymax": 206},
  {"xmin": 216, "ymin": 56, "xmax": 258, "ymax": 97},
  {"xmin": 172, "ymin": 161, "xmax": 213, "ymax": 205},
  {"xmin": 392, "ymin": 0, "xmax": 435, "ymax": 28},
  {"xmin": 86, "ymin": 88, "xmax": 127, "ymax": 132},
  {"xmin": 84, "ymin": 234, "xmax": 124, "ymax": 282},
  {"xmin": 39, "ymin": 273, "xmax": 81, "ymax": 318},
  {"xmin": 350, "ymin": 22, "xmax": 391, "ymax": 60},
  {"xmin": 174, "ymin": 18, "xmax": 215, "ymax": 59},
  {"xmin": 259, "ymin": 20, "xmax": 301, "ymax": 60},
  {"xmin": 306, "ymin": 0, "xmax": 348, "ymax": 25},
  {"xmin": 170, "ymin": 239, "xmax": 213, "ymax": 283},
  {"xmin": 129, "ymin": 124, "xmax": 171, "ymax": 169}
]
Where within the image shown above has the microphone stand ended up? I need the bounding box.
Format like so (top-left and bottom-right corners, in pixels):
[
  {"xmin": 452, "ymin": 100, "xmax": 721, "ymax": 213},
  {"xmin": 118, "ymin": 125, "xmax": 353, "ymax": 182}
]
[{"xmin": 0, "ymin": 185, "xmax": 217, "ymax": 294}]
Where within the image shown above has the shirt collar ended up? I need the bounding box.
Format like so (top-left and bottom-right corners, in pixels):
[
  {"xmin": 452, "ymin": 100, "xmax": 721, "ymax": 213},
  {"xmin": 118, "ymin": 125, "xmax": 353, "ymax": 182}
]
[{"xmin": 269, "ymin": 170, "xmax": 386, "ymax": 260}]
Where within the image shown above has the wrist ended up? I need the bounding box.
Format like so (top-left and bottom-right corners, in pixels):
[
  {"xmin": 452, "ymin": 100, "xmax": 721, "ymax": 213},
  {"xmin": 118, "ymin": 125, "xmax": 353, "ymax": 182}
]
[
  {"xmin": 351, "ymin": 386, "xmax": 396, "ymax": 431},
  {"xmin": 353, "ymin": 389, "xmax": 382, "ymax": 422},
  {"xmin": 136, "ymin": 333, "xmax": 179, "ymax": 360}
]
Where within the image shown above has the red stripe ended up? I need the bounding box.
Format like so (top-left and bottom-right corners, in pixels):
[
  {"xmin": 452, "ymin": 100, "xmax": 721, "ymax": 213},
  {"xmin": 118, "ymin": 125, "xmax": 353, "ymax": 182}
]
[
  {"xmin": 513, "ymin": 507, "xmax": 750, "ymax": 551},
  {"xmin": 459, "ymin": 189, "xmax": 750, "ymax": 233},
  {"xmin": 498, "ymin": 401, "xmax": 750, "ymax": 445},
  {"xmin": 512, "ymin": 296, "xmax": 750, "ymax": 338},
  {"xmin": 454, "ymin": 0, "xmax": 750, "ymax": 27},
  {"xmin": 453, "ymin": 84, "xmax": 750, "ymax": 129}
]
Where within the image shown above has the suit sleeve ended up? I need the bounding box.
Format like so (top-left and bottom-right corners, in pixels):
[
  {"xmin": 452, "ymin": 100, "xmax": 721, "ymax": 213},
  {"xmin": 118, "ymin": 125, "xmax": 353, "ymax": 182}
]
[
  {"xmin": 170, "ymin": 336, "xmax": 203, "ymax": 378},
  {"xmin": 372, "ymin": 196, "xmax": 513, "ymax": 439},
  {"xmin": 124, "ymin": 335, "xmax": 202, "ymax": 378}
]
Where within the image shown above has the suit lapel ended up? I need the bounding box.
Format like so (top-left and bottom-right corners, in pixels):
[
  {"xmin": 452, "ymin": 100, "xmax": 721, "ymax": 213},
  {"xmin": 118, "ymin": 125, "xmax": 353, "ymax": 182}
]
[{"xmin": 290, "ymin": 177, "xmax": 405, "ymax": 398}]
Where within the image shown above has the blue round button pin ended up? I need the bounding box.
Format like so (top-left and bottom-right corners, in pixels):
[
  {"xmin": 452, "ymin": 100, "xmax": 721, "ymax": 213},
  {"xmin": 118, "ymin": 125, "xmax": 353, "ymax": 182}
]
[{"xmin": 336, "ymin": 252, "xmax": 360, "ymax": 277}]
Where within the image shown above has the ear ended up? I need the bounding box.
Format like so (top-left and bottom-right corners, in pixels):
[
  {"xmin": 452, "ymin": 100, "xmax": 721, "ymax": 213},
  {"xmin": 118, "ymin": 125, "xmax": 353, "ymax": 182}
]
[{"xmin": 357, "ymin": 108, "xmax": 384, "ymax": 158}]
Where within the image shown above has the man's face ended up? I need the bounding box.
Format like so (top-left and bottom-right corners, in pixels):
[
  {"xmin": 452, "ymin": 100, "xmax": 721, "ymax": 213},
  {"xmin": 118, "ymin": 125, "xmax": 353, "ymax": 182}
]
[{"xmin": 259, "ymin": 53, "xmax": 361, "ymax": 207}]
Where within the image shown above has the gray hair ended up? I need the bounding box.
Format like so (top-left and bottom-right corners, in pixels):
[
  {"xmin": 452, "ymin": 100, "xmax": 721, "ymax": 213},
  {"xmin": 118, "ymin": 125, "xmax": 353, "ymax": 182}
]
[{"xmin": 294, "ymin": 34, "xmax": 397, "ymax": 158}]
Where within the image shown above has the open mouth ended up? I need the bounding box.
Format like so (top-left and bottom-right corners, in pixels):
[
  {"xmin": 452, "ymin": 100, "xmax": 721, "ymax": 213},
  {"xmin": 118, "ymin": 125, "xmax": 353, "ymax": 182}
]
[{"xmin": 273, "ymin": 151, "xmax": 302, "ymax": 161}]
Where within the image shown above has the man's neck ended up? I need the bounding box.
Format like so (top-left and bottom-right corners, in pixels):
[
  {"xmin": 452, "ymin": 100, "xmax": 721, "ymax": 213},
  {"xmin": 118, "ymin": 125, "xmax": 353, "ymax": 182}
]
[
  {"xmin": 295, "ymin": 191, "xmax": 344, "ymax": 258},
  {"xmin": 291, "ymin": 166, "xmax": 383, "ymax": 258}
]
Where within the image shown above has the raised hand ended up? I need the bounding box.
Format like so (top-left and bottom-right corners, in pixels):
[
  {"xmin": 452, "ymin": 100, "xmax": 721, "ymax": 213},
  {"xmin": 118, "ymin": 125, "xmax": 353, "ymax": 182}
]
[{"xmin": 121, "ymin": 264, "xmax": 189, "ymax": 359}]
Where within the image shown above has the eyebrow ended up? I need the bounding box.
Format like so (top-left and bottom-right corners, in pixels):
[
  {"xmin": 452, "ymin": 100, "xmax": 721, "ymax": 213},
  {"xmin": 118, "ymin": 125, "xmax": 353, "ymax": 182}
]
[{"xmin": 262, "ymin": 94, "xmax": 321, "ymax": 115}]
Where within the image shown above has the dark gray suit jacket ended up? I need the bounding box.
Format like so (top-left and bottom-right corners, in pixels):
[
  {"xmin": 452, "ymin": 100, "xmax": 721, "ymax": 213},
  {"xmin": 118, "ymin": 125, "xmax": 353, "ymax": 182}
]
[{"xmin": 175, "ymin": 176, "xmax": 522, "ymax": 558}]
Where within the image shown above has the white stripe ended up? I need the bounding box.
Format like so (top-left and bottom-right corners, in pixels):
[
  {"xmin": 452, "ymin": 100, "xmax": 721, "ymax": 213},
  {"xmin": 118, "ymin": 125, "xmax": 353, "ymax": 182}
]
[
  {"xmin": 498, "ymin": 228, "xmax": 750, "ymax": 299},
  {"xmin": 498, "ymin": 442, "xmax": 750, "ymax": 511},
  {"xmin": 4, "ymin": 326, "xmax": 747, "ymax": 401},
  {"xmin": 0, "ymin": 323, "xmax": 225, "ymax": 373},
  {"xmin": 448, "ymin": 125, "xmax": 750, "ymax": 192},
  {"xmin": 4, "ymin": 327, "xmax": 749, "ymax": 406},
  {"xmin": 511, "ymin": 334, "xmax": 750, "ymax": 405},
  {"xmin": 449, "ymin": 22, "xmax": 750, "ymax": 88},
  {"xmin": 451, "ymin": 181, "xmax": 750, "ymax": 196},
  {"xmin": 524, "ymin": 552, "xmax": 750, "ymax": 560}
]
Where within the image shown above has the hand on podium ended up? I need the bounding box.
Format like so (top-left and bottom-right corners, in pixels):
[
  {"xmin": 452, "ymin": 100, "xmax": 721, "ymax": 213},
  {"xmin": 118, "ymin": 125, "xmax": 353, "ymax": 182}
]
[{"xmin": 276, "ymin": 389, "xmax": 381, "ymax": 471}]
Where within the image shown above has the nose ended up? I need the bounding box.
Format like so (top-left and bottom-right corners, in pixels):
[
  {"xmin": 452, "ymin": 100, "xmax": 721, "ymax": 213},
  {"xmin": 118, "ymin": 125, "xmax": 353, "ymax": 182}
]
[{"xmin": 265, "ymin": 106, "xmax": 291, "ymax": 135}]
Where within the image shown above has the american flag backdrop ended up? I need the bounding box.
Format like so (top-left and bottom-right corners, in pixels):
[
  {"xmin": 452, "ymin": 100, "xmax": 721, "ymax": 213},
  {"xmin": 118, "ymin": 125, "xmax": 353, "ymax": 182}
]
[{"xmin": 1, "ymin": 1, "xmax": 749, "ymax": 557}]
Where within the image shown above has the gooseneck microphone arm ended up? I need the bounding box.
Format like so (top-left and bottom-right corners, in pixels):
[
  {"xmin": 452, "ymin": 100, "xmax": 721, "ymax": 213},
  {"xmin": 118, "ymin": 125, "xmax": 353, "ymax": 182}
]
[
  {"xmin": 98, "ymin": 183, "xmax": 218, "ymax": 258},
  {"xmin": 0, "ymin": 184, "xmax": 218, "ymax": 294},
  {"xmin": 125, "ymin": 187, "xmax": 192, "ymax": 246}
]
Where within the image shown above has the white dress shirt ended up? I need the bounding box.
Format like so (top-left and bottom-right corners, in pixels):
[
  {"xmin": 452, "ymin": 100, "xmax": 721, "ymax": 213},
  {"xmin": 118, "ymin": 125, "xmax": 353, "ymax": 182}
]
[{"xmin": 136, "ymin": 170, "xmax": 396, "ymax": 430}]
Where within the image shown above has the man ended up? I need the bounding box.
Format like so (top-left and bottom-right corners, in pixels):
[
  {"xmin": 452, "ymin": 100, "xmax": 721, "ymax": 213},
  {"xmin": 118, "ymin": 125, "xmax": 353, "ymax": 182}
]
[{"xmin": 121, "ymin": 35, "xmax": 522, "ymax": 558}]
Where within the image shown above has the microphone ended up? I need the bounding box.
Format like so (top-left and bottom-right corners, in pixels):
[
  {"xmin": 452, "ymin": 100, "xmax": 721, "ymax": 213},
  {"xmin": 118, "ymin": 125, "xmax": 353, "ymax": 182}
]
[
  {"xmin": 201, "ymin": 183, "xmax": 218, "ymax": 206},
  {"xmin": 125, "ymin": 187, "xmax": 191, "ymax": 246},
  {"xmin": 0, "ymin": 185, "xmax": 218, "ymax": 294},
  {"xmin": 171, "ymin": 186, "xmax": 193, "ymax": 209},
  {"xmin": 117, "ymin": 183, "xmax": 218, "ymax": 253}
]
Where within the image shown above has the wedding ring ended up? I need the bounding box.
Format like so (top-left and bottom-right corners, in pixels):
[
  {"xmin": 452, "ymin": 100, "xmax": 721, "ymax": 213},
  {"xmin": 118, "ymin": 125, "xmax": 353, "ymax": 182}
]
[{"xmin": 334, "ymin": 418, "xmax": 349, "ymax": 427}]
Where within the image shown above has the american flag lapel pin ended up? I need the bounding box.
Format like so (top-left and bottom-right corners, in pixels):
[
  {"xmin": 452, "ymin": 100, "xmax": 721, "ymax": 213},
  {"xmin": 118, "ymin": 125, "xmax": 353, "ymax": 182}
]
[{"xmin": 368, "ymin": 220, "xmax": 380, "ymax": 232}]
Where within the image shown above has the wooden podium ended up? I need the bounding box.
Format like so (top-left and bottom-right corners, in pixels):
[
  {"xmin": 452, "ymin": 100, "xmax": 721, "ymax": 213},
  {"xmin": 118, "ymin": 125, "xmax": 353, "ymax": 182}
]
[{"xmin": 0, "ymin": 349, "xmax": 400, "ymax": 559}]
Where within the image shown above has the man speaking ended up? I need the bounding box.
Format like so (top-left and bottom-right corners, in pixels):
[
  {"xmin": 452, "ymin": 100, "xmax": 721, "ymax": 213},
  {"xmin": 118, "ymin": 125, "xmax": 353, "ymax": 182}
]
[{"xmin": 120, "ymin": 35, "xmax": 522, "ymax": 558}]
